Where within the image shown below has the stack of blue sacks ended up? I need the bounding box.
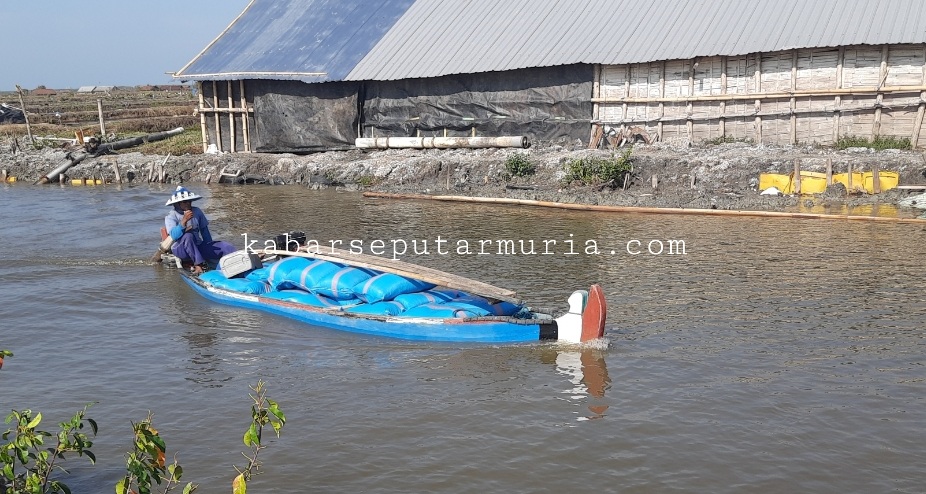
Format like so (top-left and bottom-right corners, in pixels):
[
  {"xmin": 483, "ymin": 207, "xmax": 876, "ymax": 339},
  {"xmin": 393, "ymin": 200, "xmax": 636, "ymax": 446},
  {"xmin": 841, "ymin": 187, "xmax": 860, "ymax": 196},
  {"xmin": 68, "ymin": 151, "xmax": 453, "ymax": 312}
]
[{"xmin": 198, "ymin": 256, "xmax": 522, "ymax": 318}]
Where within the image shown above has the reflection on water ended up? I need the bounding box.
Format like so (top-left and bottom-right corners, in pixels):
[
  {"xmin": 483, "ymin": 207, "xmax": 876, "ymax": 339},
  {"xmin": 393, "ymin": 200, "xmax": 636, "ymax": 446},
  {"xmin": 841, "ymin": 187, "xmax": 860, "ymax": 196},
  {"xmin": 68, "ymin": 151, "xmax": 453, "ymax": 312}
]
[{"xmin": 3, "ymin": 185, "xmax": 926, "ymax": 493}]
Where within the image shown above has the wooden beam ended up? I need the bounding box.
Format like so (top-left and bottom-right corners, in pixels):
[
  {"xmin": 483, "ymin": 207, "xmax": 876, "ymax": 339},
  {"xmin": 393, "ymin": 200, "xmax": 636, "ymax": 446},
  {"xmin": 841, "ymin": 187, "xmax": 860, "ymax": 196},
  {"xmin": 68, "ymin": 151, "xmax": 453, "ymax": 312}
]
[
  {"xmin": 658, "ymin": 61, "xmax": 665, "ymax": 139},
  {"xmin": 623, "ymin": 65, "xmax": 630, "ymax": 122},
  {"xmin": 589, "ymin": 84, "xmax": 926, "ymax": 104},
  {"xmin": 591, "ymin": 64, "xmax": 601, "ymax": 144},
  {"xmin": 687, "ymin": 60, "xmax": 695, "ymax": 143},
  {"xmin": 912, "ymin": 47, "xmax": 926, "ymax": 149},
  {"xmin": 873, "ymin": 45, "xmax": 889, "ymax": 137}
]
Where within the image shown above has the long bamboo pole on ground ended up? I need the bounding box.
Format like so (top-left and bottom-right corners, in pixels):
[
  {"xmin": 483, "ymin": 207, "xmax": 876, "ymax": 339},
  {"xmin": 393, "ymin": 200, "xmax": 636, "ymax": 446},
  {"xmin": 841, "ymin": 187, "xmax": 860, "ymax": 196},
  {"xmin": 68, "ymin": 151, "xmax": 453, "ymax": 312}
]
[
  {"xmin": 14, "ymin": 85, "xmax": 35, "ymax": 146},
  {"xmin": 362, "ymin": 192, "xmax": 926, "ymax": 224}
]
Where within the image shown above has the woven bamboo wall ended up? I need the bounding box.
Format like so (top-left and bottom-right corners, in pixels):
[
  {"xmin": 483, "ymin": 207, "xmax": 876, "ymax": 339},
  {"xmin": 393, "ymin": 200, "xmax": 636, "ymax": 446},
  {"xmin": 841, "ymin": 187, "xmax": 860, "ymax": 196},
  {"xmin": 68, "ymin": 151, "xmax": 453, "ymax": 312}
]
[{"xmin": 594, "ymin": 44, "xmax": 926, "ymax": 148}]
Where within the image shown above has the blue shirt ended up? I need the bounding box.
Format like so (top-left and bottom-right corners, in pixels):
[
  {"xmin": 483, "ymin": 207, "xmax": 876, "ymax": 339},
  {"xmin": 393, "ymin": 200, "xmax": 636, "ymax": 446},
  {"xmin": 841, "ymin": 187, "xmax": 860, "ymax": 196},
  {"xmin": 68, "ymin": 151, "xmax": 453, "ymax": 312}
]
[{"xmin": 165, "ymin": 206, "xmax": 214, "ymax": 245}]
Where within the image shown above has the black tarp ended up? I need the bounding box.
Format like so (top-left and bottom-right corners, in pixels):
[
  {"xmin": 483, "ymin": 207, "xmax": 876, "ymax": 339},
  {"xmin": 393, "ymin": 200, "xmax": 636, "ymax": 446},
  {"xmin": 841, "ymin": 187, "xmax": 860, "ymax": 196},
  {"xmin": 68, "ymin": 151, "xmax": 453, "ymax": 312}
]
[
  {"xmin": 250, "ymin": 80, "xmax": 360, "ymax": 153},
  {"xmin": 362, "ymin": 64, "xmax": 593, "ymax": 142},
  {"xmin": 0, "ymin": 104, "xmax": 25, "ymax": 124}
]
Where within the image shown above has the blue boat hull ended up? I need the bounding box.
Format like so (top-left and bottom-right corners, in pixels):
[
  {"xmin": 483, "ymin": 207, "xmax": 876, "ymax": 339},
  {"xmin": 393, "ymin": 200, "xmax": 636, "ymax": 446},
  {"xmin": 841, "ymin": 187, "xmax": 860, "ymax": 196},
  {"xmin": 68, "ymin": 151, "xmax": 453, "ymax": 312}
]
[{"xmin": 180, "ymin": 272, "xmax": 558, "ymax": 343}]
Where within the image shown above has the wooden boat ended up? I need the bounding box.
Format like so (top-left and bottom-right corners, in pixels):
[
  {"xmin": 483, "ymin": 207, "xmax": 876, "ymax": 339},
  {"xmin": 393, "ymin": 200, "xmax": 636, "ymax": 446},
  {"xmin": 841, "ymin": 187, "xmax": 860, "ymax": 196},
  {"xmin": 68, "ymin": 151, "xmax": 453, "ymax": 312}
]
[{"xmin": 175, "ymin": 246, "xmax": 607, "ymax": 344}]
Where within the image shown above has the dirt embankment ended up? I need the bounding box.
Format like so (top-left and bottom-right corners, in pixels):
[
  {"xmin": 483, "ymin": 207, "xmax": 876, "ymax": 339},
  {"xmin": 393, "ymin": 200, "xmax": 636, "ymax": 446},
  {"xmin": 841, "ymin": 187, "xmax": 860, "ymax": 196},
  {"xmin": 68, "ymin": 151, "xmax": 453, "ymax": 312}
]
[{"xmin": 3, "ymin": 139, "xmax": 926, "ymax": 212}]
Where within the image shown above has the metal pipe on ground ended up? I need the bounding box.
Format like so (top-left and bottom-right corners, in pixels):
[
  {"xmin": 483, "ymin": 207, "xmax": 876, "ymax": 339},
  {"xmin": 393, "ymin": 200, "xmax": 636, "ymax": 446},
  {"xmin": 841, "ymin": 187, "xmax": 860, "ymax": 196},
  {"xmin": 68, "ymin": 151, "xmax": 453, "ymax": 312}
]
[{"xmin": 355, "ymin": 136, "xmax": 530, "ymax": 150}]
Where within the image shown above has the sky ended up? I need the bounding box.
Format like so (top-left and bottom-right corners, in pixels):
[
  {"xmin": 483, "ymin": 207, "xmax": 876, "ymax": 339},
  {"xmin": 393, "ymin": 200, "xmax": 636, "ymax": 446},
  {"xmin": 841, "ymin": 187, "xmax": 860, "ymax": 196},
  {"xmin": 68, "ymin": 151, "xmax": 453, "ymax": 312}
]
[{"xmin": 1, "ymin": 0, "xmax": 252, "ymax": 91}]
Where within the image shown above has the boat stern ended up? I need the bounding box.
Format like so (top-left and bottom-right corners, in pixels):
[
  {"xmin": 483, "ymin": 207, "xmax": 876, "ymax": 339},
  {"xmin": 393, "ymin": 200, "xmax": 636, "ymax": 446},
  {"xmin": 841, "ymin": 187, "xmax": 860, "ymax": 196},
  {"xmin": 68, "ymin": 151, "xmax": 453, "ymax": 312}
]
[{"xmin": 554, "ymin": 284, "xmax": 607, "ymax": 343}]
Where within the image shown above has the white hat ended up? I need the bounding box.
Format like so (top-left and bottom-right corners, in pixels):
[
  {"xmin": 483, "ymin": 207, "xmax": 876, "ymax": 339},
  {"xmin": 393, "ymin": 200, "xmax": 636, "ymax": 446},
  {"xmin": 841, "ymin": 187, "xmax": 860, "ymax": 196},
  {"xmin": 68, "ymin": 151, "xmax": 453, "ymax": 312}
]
[{"xmin": 165, "ymin": 186, "xmax": 203, "ymax": 206}]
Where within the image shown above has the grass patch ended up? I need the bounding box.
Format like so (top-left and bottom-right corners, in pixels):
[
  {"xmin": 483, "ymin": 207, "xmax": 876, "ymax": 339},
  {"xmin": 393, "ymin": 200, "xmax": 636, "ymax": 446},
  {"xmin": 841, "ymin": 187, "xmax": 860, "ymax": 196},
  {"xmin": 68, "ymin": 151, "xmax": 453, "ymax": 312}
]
[
  {"xmin": 504, "ymin": 153, "xmax": 535, "ymax": 177},
  {"xmin": 563, "ymin": 148, "xmax": 633, "ymax": 187},
  {"xmin": 836, "ymin": 135, "xmax": 911, "ymax": 151}
]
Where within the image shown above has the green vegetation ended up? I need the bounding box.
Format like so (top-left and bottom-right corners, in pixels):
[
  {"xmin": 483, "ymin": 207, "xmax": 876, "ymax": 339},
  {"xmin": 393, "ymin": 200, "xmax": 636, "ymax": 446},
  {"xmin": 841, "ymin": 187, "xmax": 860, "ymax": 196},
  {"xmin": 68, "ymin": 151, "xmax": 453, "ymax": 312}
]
[
  {"xmin": 563, "ymin": 148, "xmax": 633, "ymax": 187},
  {"xmin": 117, "ymin": 414, "xmax": 195, "ymax": 494},
  {"xmin": 1, "ymin": 346, "xmax": 284, "ymax": 494},
  {"xmin": 1, "ymin": 405, "xmax": 97, "ymax": 494},
  {"xmin": 504, "ymin": 153, "xmax": 536, "ymax": 177},
  {"xmin": 702, "ymin": 136, "xmax": 753, "ymax": 146},
  {"xmin": 835, "ymin": 135, "xmax": 912, "ymax": 151}
]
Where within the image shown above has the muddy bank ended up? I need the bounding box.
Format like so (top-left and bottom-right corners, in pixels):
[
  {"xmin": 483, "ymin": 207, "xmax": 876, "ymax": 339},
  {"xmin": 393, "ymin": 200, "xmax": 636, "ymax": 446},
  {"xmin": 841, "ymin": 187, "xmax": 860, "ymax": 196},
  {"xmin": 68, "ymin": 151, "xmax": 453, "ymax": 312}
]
[{"xmin": 4, "ymin": 139, "xmax": 926, "ymax": 212}]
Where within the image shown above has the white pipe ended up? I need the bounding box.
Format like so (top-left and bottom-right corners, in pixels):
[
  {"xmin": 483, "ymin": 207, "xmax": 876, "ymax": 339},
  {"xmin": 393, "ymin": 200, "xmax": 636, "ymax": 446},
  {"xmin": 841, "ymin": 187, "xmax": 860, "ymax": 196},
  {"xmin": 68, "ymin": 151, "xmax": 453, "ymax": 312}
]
[{"xmin": 356, "ymin": 136, "xmax": 529, "ymax": 149}]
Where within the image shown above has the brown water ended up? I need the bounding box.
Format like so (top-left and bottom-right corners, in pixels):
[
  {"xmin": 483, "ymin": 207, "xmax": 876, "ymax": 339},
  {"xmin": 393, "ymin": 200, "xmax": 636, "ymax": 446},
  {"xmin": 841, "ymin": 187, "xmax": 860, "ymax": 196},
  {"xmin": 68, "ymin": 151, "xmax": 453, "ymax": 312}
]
[{"xmin": 1, "ymin": 184, "xmax": 924, "ymax": 493}]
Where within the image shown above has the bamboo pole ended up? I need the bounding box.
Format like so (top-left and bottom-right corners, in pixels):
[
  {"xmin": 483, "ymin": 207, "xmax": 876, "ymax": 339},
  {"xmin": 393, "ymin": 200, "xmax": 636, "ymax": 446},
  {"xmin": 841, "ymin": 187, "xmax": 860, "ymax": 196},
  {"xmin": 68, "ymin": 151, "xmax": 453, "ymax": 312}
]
[
  {"xmin": 591, "ymin": 64, "xmax": 601, "ymax": 144},
  {"xmin": 873, "ymin": 45, "xmax": 889, "ymax": 137},
  {"xmin": 228, "ymin": 80, "xmax": 236, "ymax": 153},
  {"xmin": 622, "ymin": 66, "xmax": 630, "ymax": 123},
  {"xmin": 240, "ymin": 80, "xmax": 250, "ymax": 152},
  {"xmin": 687, "ymin": 60, "xmax": 694, "ymax": 143},
  {"xmin": 793, "ymin": 159, "xmax": 801, "ymax": 195},
  {"xmin": 790, "ymin": 50, "xmax": 798, "ymax": 145},
  {"xmin": 826, "ymin": 158, "xmax": 833, "ymax": 185},
  {"xmin": 754, "ymin": 53, "xmax": 762, "ymax": 145},
  {"xmin": 213, "ymin": 81, "xmax": 222, "ymax": 152},
  {"xmin": 362, "ymin": 192, "xmax": 926, "ymax": 224},
  {"xmin": 97, "ymin": 98, "xmax": 106, "ymax": 135},
  {"xmin": 834, "ymin": 47, "xmax": 845, "ymax": 144},
  {"xmin": 658, "ymin": 62, "xmax": 665, "ymax": 139},
  {"xmin": 198, "ymin": 82, "xmax": 208, "ymax": 153},
  {"xmin": 14, "ymin": 85, "xmax": 35, "ymax": 146},
  {"xmin": 719, "ymin": 56, "xmax": 727, "ymax": 138},
  {"xmin": 913, "ymin": 50, "xmax": 926, "ymax": 149}
]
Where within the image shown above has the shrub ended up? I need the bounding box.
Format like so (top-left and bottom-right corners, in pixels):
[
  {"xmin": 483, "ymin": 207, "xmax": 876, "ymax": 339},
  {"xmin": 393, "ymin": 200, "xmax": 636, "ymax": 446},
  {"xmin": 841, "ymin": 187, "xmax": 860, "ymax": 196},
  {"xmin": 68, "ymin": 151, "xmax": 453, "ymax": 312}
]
[
  {"xmin": 836, "ymin": 135, "xmax": 911, "ymax": 151},
  {"xmin": 504, "ymin": 153, "xmax": 535, "ymax": 177},
  {"xmin": 563, "ymin": 148, "xmax": 633, "ymax": 187}
]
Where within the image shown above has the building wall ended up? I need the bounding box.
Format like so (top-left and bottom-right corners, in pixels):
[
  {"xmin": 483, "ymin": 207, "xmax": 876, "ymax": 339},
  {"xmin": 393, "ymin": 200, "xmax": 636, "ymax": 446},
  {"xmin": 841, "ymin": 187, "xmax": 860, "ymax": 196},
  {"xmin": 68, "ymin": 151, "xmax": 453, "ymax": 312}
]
[{"xmin": 595, "ymin": 44, "xmax": 926, "ymax": 148}]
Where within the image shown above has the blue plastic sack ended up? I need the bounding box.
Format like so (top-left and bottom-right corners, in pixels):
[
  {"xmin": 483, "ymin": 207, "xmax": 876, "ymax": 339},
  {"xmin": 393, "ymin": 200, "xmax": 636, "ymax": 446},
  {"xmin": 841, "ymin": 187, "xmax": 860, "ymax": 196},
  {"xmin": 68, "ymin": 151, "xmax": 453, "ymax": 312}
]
[
  {"xmin": 266, "ymin": 257, "xmax": 313, "ymax": 288},
  {"xmin": 491, "ymin": 301, "xmax": 523, "ymax": 316},
  {"xmin": 402, "ymin": 302, "xmax": 491, "ymax": 319},
  {"xmin": 277, "ymin": 259, "xmax": 342, "ymax": 291},
  {"xmin": 313, "ymin": 266, "xmax": 375, "ymax": 299},
  {"xmin": 245, "ymin": 265, "xmax": 273, "ymax": 282},
  {"xmin": 200, "ymin": 270, "xmax": 269, "ymax": 295},
  {"xmin": 353, "ymin": 273, "xmax": 436, "ymax": 304},
  {"xmin": 345, "ymin": 301, "xmax": 406, "ymax": 316},
  {"xmin": 263, "ymin": 289, "xmax": 358, "ymax": 308},
  {"xmin": 393, "ymin": 289, "xmax": 458, "ymax": 310}
]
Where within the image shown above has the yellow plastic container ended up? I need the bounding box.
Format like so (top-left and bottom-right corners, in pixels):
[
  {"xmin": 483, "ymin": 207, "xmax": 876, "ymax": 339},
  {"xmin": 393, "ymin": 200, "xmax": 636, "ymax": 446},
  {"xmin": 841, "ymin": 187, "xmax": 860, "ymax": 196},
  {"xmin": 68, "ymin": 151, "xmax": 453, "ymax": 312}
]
[
  {"xmin": 759, "ymin": 173, "xmax": 793, "ymax": 193},
  {"xmin": 5, "ymin": 177, "xmax": 16, "ymax": 183},
  {"xmin": 798, "ymin": 175, "xmax": 828, "ymax": 194},
  {"xmin": 863, "ymin": 171, "xmax": 899, "ymax": 193},
  {"xmin": 832, "ymin": 172, "xmax": 864, "ymax": 192},
  {"xmin": 71, "ymin": 179, "xmax": 85, "ymax": 186}
]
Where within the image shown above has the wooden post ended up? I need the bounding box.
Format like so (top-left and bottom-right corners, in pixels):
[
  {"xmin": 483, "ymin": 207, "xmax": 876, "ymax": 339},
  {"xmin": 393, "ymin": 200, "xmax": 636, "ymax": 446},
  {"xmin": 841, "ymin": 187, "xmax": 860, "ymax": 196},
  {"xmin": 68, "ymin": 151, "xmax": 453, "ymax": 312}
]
[
  {"xmin": 912, "ymin": 48, "xmax": 926, "ymax": 149},
  {"xmin": 719, "ymin": 56, "xmax": 727, "ymax": 138},
  {"xmin": 793, "ymin": 159, "xmax": 801, "ymax": 194},
  {"xmin": 622, "ymin": 65, "xmax": 630, "ymax": 123},
  {"xmin": 687, "ymin": 60, "xmax": 695, "ymax": 143},
  {"xmin": 112, "ymin": 161, "xmax": 122, "ymax": 184},
  {"xmin": 754, "ymin": 53, "xmax": 762, "ymax": 145},
  {"xmin": 790, "ymin": 50, "xmax": 798, "ymax": 145},
  {"xmin": 834, "ymin": 47, "xmax": 845, "ymax": 144},
  {"xmin": 872, "ymin": 165, "xmax": 881, "ymax": 194},
  {"xmin": 14, "ymin": 85, "xmax": 35, "ymax": 146},
  {"xmin": 97, "ymin": 98, "xmax": 106, "ymax": 135},
  {"xmin": 826, "ymin": 158, "xmax": 833, "ymax": 185},
  {"xmin": 228, "ymin": 80, "xmax": 236, "ymax": 153},
  {"xmin": 847, "ymin": 162, "xmax": 853, "ymax": 192},
  {"xmin": 240, "ymin": 80, "xmax": 251, "ymax": 152},
  {"xmin": 873, "ymin": 45, "xmax": 889, "ymax": 137},
  {"xmin": 198, "ymin": 82, "xmax": 208, "ymax": 153},
  {"xmin": 1, "ymin": 169, "xmax": 7, "ymax": 182},
  {"xmin": 213, "ymin": 81, "xmax": 222, "ymax": 152},
  {"xmin": 658, "ymin": 62, "xmax": 665, "ymax": 139},
  {"xmin": 591, "ymin": 64, "xmax": 601, "ymax": 144}
]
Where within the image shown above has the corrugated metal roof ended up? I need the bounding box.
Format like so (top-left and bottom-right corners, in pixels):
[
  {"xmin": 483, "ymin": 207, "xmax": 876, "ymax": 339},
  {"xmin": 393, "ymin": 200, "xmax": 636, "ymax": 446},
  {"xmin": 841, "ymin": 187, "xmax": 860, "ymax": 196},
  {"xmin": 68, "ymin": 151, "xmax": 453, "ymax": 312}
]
[
  {"xmin": 174, "ymin": 0, "xmax": 414, "ymax": 81},
  {"xmin": 349, "ymin": 0, "xmax": 926, "ymax": 80},
  {"xmin": 177, "ymin": 0, "xmax": 926, "ymax": 83}
]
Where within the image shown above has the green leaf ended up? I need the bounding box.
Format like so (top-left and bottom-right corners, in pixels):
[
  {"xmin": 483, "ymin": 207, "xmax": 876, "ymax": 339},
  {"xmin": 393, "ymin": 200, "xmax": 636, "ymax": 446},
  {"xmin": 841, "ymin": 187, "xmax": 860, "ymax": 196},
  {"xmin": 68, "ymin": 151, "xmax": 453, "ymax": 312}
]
[
  {"xmin": 232, "ymin": 473, "xmax": 247, "ymax": 494},
  {"xmin": 84, "ymin": 450, "xmax": 96, "ymax": 464},
  {"xmin": 26, "ymin": 412, "xmax": 42, "ymax": 429},
  {"xmin": 88, "ymin": 418, "xmax": 98, "ymax": 435},
  {"xmin": 243, "ymin": 424, "xmax": 258, "ymax": 447},
  {"xmin": 115, "ymin": 477, "xmax": 129, "ymax": 494},
  {"xmin": 182, "ymin": 482, "xmax": 197, "ymax": 494}
]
